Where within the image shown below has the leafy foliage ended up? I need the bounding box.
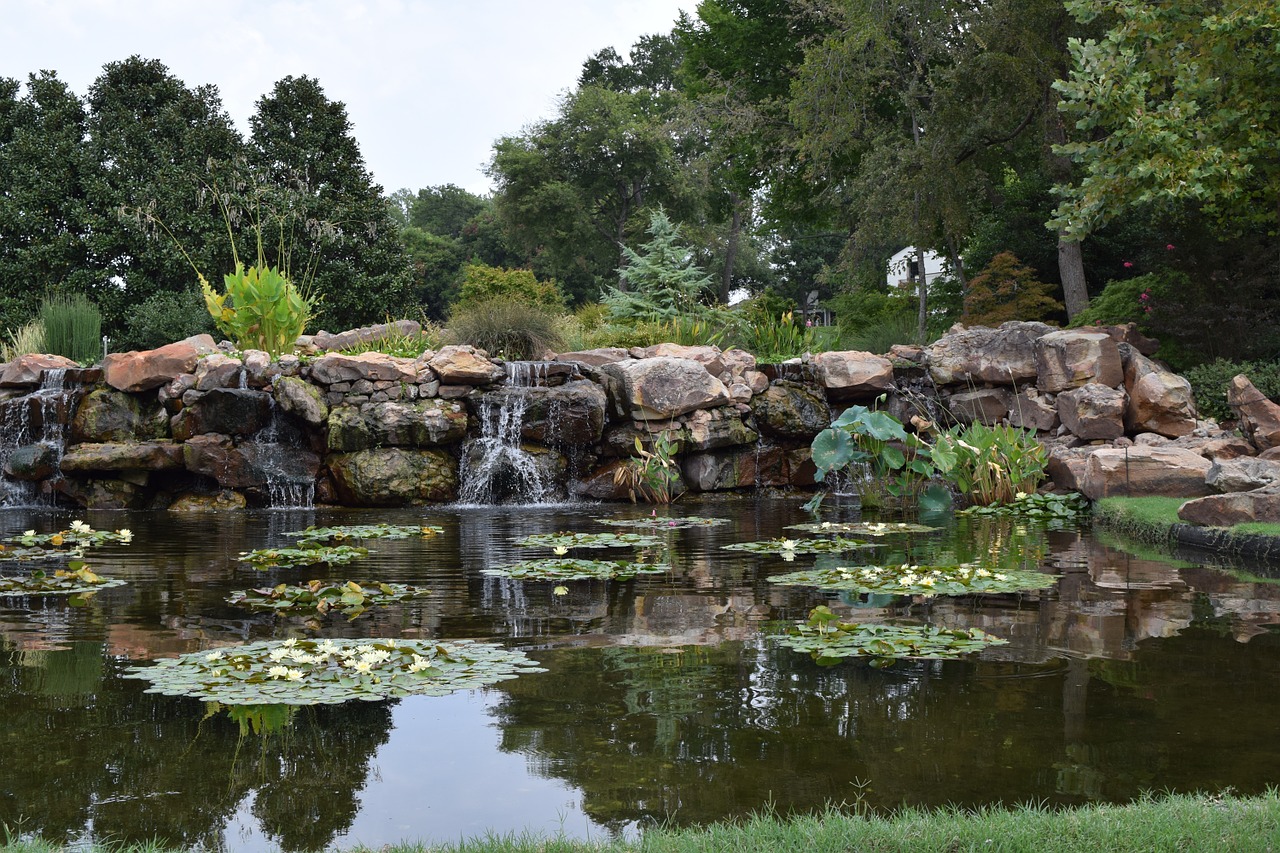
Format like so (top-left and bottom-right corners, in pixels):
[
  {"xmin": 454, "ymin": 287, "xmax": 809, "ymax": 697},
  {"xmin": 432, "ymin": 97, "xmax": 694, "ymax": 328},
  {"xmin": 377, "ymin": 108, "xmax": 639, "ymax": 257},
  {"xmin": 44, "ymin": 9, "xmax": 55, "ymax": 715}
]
[
  {"xmin": 455, "ymin": 263, "xmax": 564, "ymax": 311},
  {"xmin": 932, "ymin": 422, "xmax": 1047, "ymax": 507},
  {"xmin": 961, "ymin": 252, "xmax": 1063, "ymax": 326},
  {"xmin": 0, "ymin": 563, "xmax": 127, "ymax": 596},
  {"xmin": 776, "ymin": 607, "xmax": 1007, "ymax": 666},
  {"xmin": 808, "ymin": 403, "xmax": 937, "ymax": 508},
  {"xmin": 0, "ymin": 319, "xmax": 45, "ymax": 362},
  {"xmin": 603, "ymin": 208, "xmax": 714, "ymax": 323},
  {"xmin": 200, "ymin": 262, "xmax": 311, "ymax": 357},
  {"xmin": 722, "ymin": 538, "xmax": 875, "ymax": 557},
  {"xmin": 237, "ymin": 545, "xmax": 368, "ymax": 570},
  {"xmin": 768, "ymin": 562, "xmax": 1058, "ymax": 597},
  {"xmin": 226, "ymin": 580, "xmax": 427, "ymax": 619},
  {"xmin": 122, "ymin": 638, "xmax": 546, "ymax": 705},
  {"xmin": 483, "ymin": 558, "xmax": 671, "ymax": 582},
  {"xmin": 443, "ymin": 296, "xmax": 563, "ymax": 360},
  {"xmin": 285, "ymin": 524, "xmax": 443, "ymax": 548},
  {"xmin": 960, "ymin": 491, "xmax": 1091, "ymax": 519},
  {"xmin": 786, "ymin": 521, "xmax": 939, "ymax": 536},
  {"xmin": 112, "ymin": 288, "xmax": 217, "ymax": 352},
  {"xmin": 2, "ymin": 522, "xmax": 133, "ymax": 561},
  {"xmin": 614, "ymin": 430, "xmax": 684, "ymax": 504},
  {"xmin": 1185, "ymin": 358, "xmax": 1280, "ymax": 423}
]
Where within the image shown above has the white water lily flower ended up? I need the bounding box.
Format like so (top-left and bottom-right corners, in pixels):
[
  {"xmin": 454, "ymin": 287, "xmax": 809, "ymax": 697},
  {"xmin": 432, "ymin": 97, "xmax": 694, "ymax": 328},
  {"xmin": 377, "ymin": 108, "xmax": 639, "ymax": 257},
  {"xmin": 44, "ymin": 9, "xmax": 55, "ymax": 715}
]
[
  {"xmin": 117, "ymin": 529, "xmax": 133, "ymax": 543},
  {"xmin": 780, "ymin": 539, "xmax": 797, "ymax": 550},
  {"xmin": 408, "ymin": 655, "xmax": 431, "ymax": 673},
  {"xmin": 352, "ymin": 660, "xmax": 373, "ymax": 674},
  {"xmin": 70, "ymin": 520, "xmax": 90, "ymax": 533},
  {"xmin": 1016, "ymin": 492, "xmax": 1028, "ymax": 500},
  {"xmin": 269, "ymin": 648, "xmax": 289, "ymax": 662},
  {"xmin": 976, "ymin": 568, "xmax": 992, "ymax": 578},
  {"xmin": 919, "ymin": 577, "xmax": 936, "ymax": 587},
  {"xmin": 23, "ymin": 530, "xmax": 35, "ymax": 537},
  {"xmin": 820, "ymin": 521, "xmax": 832, "ymax": 529},
  {"xmin": 362, "ymin": 650, "xmax": 391, "ymax": 665},
  {"xmin": 267, "ymin": 665, "xmax": 290, "ymax": 679},
  {"xmin": 993, "ymin": 573, "xmax": 1008, "ymax": 581},
  {"xmin": 283, "ymin": 638, "xmax": 298, "ymax": 647},
  {"xmin": 553, "ymin": 545, "xmax": 569, "ymax": 556},
  {"xmin": 285, "ymin": 669, "xmax": 304, "ymax": 681},
  {"xmin": 205, "ymin": 651, "xmax": 224, "ymax": 662},
  {"xmin": 356, "ymin": 644, "xmax": 374, "ymax": 654}
]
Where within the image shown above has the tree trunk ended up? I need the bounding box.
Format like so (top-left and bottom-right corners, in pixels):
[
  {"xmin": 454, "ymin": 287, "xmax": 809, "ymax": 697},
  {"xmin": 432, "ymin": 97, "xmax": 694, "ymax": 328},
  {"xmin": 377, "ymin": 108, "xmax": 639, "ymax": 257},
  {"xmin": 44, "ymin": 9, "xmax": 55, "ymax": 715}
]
[
  {"xmin": 945, "ymin": 234, "xmax": 968, "ymax": 291},
  {"xmin": 720, "ymin": 192, "xmax": 743, "ymax": 304},
  {"xmin": 911, "ymin": 111, "xmax": 927, "ymax": 342},
  {"xmin": 1058, "ymin": 233, "xmax": 1089, "ymax": 318}
]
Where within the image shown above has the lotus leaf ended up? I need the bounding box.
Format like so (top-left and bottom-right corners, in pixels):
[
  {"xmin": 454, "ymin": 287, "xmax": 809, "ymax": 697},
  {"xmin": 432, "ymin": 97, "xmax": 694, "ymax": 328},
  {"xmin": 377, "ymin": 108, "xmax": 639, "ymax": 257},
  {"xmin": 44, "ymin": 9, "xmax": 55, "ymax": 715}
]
[
  {"xmin": 721, "ymin": 537, "xmax": 875, "ymax": 559},
  {"xmin": 768, "ymin": 561, "xmax": 1058, "ymax": 596},
  {"xmin": 122, "ymin": 637, "xmax": 546, "ymax": 705},
  {"xmin": 1, "ymin": 521, "xmax": 134, "ymax": 561},
  {"xmin": 777, "ymin": 609, "xmax": 1007, "ymax": 665},
  {"xmin": 484, "ymin": 558, "xmax": 671, "ymax": 582},
  {"xmin": 0, "ymin": 564, "xmax": 127, "ymax": 596},
  {"xmin": 238, "ymin": 545, "xmax": 369, "ymax": 570},
  {"xmin": 226, "ymin": 580, "xmax": 427, "ymax": 618},
  {"xmin": 595, "ymin": 516, "xmax": 730, "ymax": 529},
  {"xmin": 517, "ymin": 532, "xmax": 663, "ymax": 549},
  {"xmin": 786, "ymin": 521, "xmax": 939, "ymax": 536},
  {"xmin": 287, "ymin": 524, "xmax": 444, "ymax": 548}
]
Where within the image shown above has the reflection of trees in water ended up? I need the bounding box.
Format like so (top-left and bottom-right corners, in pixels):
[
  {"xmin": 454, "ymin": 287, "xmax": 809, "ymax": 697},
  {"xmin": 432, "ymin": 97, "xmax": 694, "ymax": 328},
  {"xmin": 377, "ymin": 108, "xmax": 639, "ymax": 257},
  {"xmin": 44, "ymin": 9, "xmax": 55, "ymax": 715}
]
[{"xmin": 0, "ymin": 640, "xmax": 394, "ymax": 851}]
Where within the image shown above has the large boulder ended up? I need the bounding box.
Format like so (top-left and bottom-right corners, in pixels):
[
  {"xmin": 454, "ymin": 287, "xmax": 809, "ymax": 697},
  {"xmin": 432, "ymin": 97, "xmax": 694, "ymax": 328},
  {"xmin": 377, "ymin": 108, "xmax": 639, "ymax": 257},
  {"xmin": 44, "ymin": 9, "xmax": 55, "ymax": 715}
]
[
  {"xmin": 1206, "ymin": 457, "xmax": 1280, "ymax": 493},
  {"xmin": 0, "ymin": 353, "xmax": 80, "ymax": 388},
  {"xmin": 630, "ymin": 343, "xmax": 726, "ymax": 376},
  {"xmin": 1057, "ymin": 383, "xmax": 1127, "ymax": 440},
  {"xmin": 310, "ymin": 320, "xmax": 423, "ymax": 354},
  {"xmin": 3, "ymin": 444, "xmax": 59, "ymax": 480},
  {"xmin": 945, "ymin": 387, "xmax": 1012, "ymax": 426},
  {"xmin": 71, "ymin": 388, "xmax": 169, "ymax": 442},
  {"xmin": 427, "ymin": 345, "xmax": 504, "ymax": 385},
  {"xmin": 1008, "ymin": 387, "xmax": 1059, "ymax": 432},
  {"xmin": 308, "ymin": 351, "xmax": 419, "ymax": 385},
  {"xmin": 554, "ymin": 347, "xmax": 632, "ymax": 367},
  {"xmin": 1078, "ymin": 446, "xmax": 1213, "ymax": 499},
  {"xmin": 328, "ymin": 448, "xmax": 457, "ymax": 505},
  {"xmin": 812, "ymin": 351, "xmax": 894, "ymax": 400},
  {"xmin": 926, "ymin": 322, "xmax": 1053, "ymax": 385},
  {"xmin": 170, "ymin": 388, "xmax": 272, "ymax": 439},
  {"xmin": 683, "ymin": 407, "xmax": 759, "ymax": 451},
  {"xmin": 182, "ymin": 434, "xmax": 320, "ymax": 492},
  {"xmin": 1179, "ymin": 484, "xmax": 1280, "ymax": 526},
  {"xmin": 1121, "ymin": 346, "xmax": 1197, "ymax": 437},
  {"xmin": 102, "ymin": 334, "xmax": 218, "ymax": 392},
  {"xmin": 483, "ymin": 382, "xmax": 607, "ymax": 447},
  {"xmin": 601, "ymin": 357, "xmax": 730, "ymax": 419},
  {"xmin": 1228, "ymin": 374, "xmax": 1280, "ymax": 450},
  {"xmin": 273, "ymin": 375, "xmax": 330, "ymax": 428},
  {"xmin": 327, "ymin": 400, "xmax": 468, "ymax": 452},
  {"xmin": 193, "ymin": 353, "xmax": 245, "ymax": 391},
  {"xmin": 750, "ymin": 380, "xmax": 831, "ymax": 439},
  {"xmin": 1035, "ymin": 329, "xmax": 1123, "ymax": 393}
]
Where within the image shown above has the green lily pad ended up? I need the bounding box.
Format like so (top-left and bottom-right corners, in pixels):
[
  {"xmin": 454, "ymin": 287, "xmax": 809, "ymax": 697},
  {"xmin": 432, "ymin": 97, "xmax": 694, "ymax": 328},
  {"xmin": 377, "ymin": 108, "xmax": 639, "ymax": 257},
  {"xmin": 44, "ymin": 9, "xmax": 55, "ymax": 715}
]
[
  {"xmin": 721, "ymin": 537, "xmax": 875, "ymax": 558},
  {"xmin": 122, "ymin": 637, "xmax": 546, "ymax": 705},
  {"xmin": 768, "ymin": 561, "xmax": 1058, "ymax": 596},
  {"xmin": 785, "ymin": 521, "xmax": 939, "ymax": 536},
  {"xmin": 595, "ymin": 516, "xmax": 730, "ymax": 529},
  {"xmin": 484, "ymin": 558, "xmax": 671, "ymax": 582},
  {"xmin": 960, "ymin": 492, "xmax": 1091, "ymax": 519},
  {"xmin": 776, "ymin": 609, "xmax": 1007, "ymax": 666},
  {"xmin": 517, "ymin": 532, "xmax": 663, "ymax": 550},
  {"xmin": 237, "ymin": 545, "xmax": 369, "ymax": 570},
  {"xmin": 0, "ymin": 564, "xmax": 127, "ymax": 596},
  {"xmin": 226, "ymin": 580, "xmax": 428, "ymax": 618},
  {"xmin": 287, "ymin": 523, "xmax": 444, "ymax": 548},
  {"xmin": 1, "ymin": 522, "xmax": 134, "ymax": 561}
]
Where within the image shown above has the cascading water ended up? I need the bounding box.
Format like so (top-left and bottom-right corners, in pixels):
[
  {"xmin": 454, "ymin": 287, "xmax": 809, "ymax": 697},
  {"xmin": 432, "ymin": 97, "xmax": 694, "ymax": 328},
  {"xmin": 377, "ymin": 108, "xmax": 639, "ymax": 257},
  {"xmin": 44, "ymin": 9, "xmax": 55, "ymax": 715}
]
[
  {"xmin": 0, "ymin": 368, "xmax": 77, "ymax": 507},
  {"xmin": 248, "ymin": 402, "xmax": 316, "ymax": 509},
  {"xmin": 456, "ymin": 361, "xmax": 563, "ymax": 506}
]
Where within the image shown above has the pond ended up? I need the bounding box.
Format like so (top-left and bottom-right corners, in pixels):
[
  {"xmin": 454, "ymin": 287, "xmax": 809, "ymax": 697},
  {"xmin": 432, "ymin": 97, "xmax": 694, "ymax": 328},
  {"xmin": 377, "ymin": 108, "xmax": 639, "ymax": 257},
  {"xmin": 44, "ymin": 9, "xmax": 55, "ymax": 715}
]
[{"xmin": 2, "ymin": 497, "xmax": 1280, "ymax": 851}]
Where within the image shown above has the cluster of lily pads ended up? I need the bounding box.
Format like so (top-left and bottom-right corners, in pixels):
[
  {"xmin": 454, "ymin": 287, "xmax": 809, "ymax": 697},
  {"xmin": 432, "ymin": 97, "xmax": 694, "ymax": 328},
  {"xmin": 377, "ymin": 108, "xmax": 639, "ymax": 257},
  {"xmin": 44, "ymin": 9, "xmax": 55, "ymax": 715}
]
[
  {"xmin": 226, "ymin": 580, "xmax": 427, "ymax": 618},
  {"xmin": 960, "ymin": 491, "xmax": 1090, "ymax": 520},
  {"xmin": 484, "ymin": 558, "xmax": 671, "ymax": 582},
  {"xmin": 769, "ymin": 561, "xmax": 1057, "ymax": 596},
  {"xmin": 123, "ymin": 637, "xmax": 546, "ymax": 705},
  {"xmin": 785, "ymin": 521, "xmax": 938, "ymax": 536},
  {"xmin": 238, "ymin": 544, "xmax": 370, "ymax": 570},
  {"xmin": 776, "ymin": 607, "xmax": 1007, "ymax": 666},
  {"xmin": 722, "ymin": 537, "xmax": 875, "ymax": 559},
  {"xmin": 1, "ymin": 521, "xmax": 134, "ymax": 561},
  {"xmin": 596, "ymin": 516, "xmax": 730, "ymax": 530},
  {"xmin": 0, "ymin": 563, "xmax": 128, "ymax": 596},
  {"xmin": 517, "ymin": 531, "xmax": 663, "ymax": 550},
  {"xmin": 287, "ymin": 523, "xmax": 443, "ymax": 548}
]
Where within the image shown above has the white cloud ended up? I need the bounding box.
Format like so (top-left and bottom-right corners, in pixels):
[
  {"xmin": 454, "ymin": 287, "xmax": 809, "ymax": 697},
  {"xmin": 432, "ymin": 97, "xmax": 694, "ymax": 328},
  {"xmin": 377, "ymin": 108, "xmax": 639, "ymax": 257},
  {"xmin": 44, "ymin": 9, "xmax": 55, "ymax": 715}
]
[{"xmin": 1, "ymin": 0, "xmax": 693, "ymax": 194}]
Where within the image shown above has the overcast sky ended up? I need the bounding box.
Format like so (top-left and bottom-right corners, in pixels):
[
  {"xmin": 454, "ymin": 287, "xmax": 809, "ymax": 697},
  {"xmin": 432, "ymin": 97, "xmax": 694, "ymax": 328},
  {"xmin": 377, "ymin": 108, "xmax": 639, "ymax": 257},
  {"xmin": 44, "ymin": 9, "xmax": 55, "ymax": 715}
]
[{"xmin": 2, "ymin": 1, "xmax": 695, "ymax": 196}]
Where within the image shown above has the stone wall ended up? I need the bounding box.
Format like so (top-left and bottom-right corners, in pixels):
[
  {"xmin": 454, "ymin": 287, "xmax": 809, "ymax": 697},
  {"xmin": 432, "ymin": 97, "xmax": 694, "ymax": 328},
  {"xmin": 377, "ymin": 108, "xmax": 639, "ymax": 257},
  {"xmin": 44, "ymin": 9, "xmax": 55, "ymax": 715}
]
[{"xmin": 0, "ymin": 321, "xmax": 1235, "ymax": 510}]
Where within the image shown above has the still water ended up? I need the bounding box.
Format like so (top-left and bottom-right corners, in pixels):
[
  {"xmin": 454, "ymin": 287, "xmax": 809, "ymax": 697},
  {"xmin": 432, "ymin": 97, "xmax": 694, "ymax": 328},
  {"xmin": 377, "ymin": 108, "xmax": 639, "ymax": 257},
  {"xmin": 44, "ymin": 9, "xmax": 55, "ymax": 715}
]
[{"xmin": 2, "ymin": 498, "xmax": 1279, "ymax": 851}]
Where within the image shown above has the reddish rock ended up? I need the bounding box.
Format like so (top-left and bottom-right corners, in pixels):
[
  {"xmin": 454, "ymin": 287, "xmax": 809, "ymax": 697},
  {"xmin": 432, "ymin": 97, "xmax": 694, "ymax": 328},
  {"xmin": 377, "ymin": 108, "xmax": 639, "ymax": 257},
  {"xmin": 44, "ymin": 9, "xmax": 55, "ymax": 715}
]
[
  {"xmin": 926, "ymin": 322, "xmax": 1053, "ymax": 385},
  {"xmin": 554, "ymin": 348, "xmax": 631, "ymax": 367},
  {"xmin": 945, "ymin": 387, "xmax": 1012, "ymax": 426},
  {"xmin": 1035, "ymin": 329, "xmax": 1123, "ymax": 393},
  {"xmin": 427, "ymin": 345, "xmax": 504, "ymax": 385},
  {"xmin": 1078, "ymin": 446, "xmax": 1213, "ymax": 499},
  {"xmin": 1228, "ymin": 374, "xmax": 1280, "ymax": 450},
  {"xmin": 1058, "ymin": 383, "xmax": 1127, "ymax": 440},
  {"xmin": 309, "ymin": 351, "xmax": 418, "ymax": 385},
  {"xmin": 0, "ymin": 353, "xmax": 81, "ymax": 388},
  {"xmin": 1178, "ymin": 484, "xmax": 1280, "ymax": 526},
  {"xmin": 1121, "ymin": 346, "xmax": 1197, "ymax": 437},
  {"xmin": 102, "ymin": 335, "xmax": 217, "ymax": 393},
  {"xmin": 812, "ymin": 350, "xmax": 894, "ymax": 400},
  {"xmin": 1009, "ymin": 387, "xmax": 1059, "ymax": 432}
]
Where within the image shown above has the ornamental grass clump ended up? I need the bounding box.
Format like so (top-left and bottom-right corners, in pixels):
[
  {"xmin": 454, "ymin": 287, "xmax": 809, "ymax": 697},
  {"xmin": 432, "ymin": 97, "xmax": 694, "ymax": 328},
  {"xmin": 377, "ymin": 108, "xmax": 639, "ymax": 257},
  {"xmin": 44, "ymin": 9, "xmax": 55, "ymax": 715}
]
[
  {"xmin": 39, "ymin": 293, "xmax": 101, "ymax": 364},
  {"xmin": 444, "ymin": 296, "xmax": 563, "ymax": 360}
]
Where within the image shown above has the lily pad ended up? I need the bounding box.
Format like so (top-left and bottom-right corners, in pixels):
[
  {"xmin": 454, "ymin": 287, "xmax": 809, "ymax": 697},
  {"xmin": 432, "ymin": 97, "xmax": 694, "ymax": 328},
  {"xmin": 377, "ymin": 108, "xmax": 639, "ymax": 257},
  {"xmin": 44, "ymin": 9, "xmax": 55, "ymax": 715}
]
[
  {"xmin": 517, "ymin": 532, "xmax": 663, "ymax": 550},
  {"xmin": 287, "ymin": 524, "xmax": 444, "ymax": 548},
  {"xmin": 0, "ymin": 564, "xmax": 127, "ymax": 596},
  {"xmin": 1, "ymin": 522, "xmax": 134, "ymax": 561},
  {"xmin": 238, "ymin": 545, "xmax": 369, "ymax": 570},
  {"xmin": 595, "ymin": 516, "xmax": 730, "ymax": 529},
  {"xmin": 721, "ymin": 537, "xmax": 875, "ymax": 558},
  {"xmin": 122, "ymin": 637, "xmax": 546, "ymax": 705},
  {"xmin": 768, "ymin": 561, "xmax": 1058, "ymax": 596},
  {"xmin": 960, "ymin": 492, "xmax": 1091, "ymax": 519},
  {"xmin": 776, "ymin": 608, "xmax": 1007, "ymax": 666},
  {"xmin": 484, "ymin": 558, "xmax": 671, "ymax": 582},
  {"xmin": 785, "ymin": 521, "xmax": 939, "ymax": 536},
  {"xmin": 226, "ymin": 580, "xmax": 428, "ymax": 618}
]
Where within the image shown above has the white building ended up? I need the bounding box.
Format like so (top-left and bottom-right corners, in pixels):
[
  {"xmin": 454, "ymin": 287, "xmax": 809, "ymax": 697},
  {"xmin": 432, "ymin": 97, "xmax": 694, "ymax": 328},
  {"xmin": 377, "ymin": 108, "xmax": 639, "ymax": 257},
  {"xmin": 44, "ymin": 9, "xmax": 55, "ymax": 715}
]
[{"xmin": 886, "ymin": 247, "xmax": 948, "ymax": 289}]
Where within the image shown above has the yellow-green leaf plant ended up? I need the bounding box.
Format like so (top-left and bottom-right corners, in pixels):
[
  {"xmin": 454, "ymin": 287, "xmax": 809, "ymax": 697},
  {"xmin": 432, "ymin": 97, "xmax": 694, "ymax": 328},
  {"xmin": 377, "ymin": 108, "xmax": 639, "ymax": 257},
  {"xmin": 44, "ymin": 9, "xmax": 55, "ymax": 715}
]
[{"xmin": 200, "ymin": 262, "xmax": 311, "ymax": 357}]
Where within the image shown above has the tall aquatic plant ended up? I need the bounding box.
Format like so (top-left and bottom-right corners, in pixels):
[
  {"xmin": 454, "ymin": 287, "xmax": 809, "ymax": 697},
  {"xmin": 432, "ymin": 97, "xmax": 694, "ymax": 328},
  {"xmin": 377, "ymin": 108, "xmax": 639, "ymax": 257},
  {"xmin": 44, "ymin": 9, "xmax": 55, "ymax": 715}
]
[
  {"xmin": 932, "ymin": 422, "xmax": 1046, "ymax": 506},
  {"xmin": 40, "ymin": 294, "xmax": 101, "ymax": 364}
]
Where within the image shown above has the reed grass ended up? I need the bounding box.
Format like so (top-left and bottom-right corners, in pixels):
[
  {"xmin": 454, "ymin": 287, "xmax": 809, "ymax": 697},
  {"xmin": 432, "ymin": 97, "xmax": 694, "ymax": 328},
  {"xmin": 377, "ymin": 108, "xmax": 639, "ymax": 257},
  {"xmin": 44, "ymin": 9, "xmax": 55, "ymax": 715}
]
[{"xmin": 39, "ymin": 293, "xmax": 101, "ymax": 364}]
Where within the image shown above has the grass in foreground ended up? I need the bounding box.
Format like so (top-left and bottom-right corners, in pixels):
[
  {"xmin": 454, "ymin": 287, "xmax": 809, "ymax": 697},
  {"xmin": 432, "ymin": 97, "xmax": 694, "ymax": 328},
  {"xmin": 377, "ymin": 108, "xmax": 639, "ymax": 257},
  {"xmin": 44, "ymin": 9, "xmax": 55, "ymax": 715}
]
[
  {"xmin": 1095, "ymin": 496, "xmax": 1280, "ymax": 545},
  {"xmin": 7, "ymin": 791, "xmax": 1280, "ymax": 852}
]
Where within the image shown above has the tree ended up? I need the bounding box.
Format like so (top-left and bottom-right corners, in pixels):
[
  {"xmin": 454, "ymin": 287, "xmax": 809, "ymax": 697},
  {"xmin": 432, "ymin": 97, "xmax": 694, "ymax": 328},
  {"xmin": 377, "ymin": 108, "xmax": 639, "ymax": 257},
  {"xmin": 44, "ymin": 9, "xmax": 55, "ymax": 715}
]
[
  {"xmin": 0, "ymin": 72, "xmax": 102, "ymax": 333},
  {"xmin": 1051, "ymin": 0, "xmax": 1280, "ymax": 240},
  {"xmin": 961, "ymin": 251, "xmax": 1063, "ymax": 325},
  {"xmin": 85, "ymin": 56, "xmax": 244, "ymax": 333},
  {"xmin": 400, "ymin": 226, "xmax": 464, "ymax": 321},
  {"xmin": 407, "ymin": 184, "xmax": 487, "ymax": 239},
  {"xmin": 249, "ymin": 75, "xmax": 412, "ymax": 331},
  {"xmin": 602, "ymin": 208, "xmax": 712, "ymax": 322}
]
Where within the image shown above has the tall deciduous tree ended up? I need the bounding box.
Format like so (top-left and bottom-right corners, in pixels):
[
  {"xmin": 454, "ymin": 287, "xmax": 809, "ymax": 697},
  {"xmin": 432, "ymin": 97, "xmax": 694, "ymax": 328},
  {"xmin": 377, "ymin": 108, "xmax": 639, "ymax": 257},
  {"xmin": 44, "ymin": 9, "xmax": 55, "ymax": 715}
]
[{"xmin": 249, "ymin": 75, "xmax": 411, "ymax": 331}]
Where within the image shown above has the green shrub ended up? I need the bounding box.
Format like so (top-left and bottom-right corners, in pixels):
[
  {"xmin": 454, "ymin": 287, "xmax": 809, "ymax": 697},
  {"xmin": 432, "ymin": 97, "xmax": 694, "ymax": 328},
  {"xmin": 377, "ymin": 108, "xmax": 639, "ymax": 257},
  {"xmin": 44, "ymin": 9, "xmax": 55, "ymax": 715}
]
[
  {"xmin": 201, "ymin": 263, "xmax": 312, "ymax": 358},
  {"xmin": 455, "ymin": 263, "xmax": 564, "ymax": 311},
  {"xmin": 841, "ymin": 310, "xmax": 925, "ymax": 354},
  {"xmin": 1, "ymin": 319, "xmax": 46, "ymax": 362},
  {"xmin": 1185, "ymin": 358, "xmax": 1280, "ymax": 422},
  {"xmin": 114, "ymin": 289, "xmax": 217, "ymax": 352},
  {"xmin": 339, "ymin": 320, "xmax": 442, "ymax": 359},
  {"xmin": 40, "ymin": 293, "xmax": 101, "ymax": 364},
  {"xmin": 444, "ymin": 297, "xmax": 563, "ymax": 359},
  {"xmin": 961, "ymin": 251, "xmax": 1063, "ymax": 326},
  {"xmin": 1070, "ymin": 273, "xmax": 1165, "ymax": 329},
  {"xmin": 721, "ymin": 309, "xmax": 815, "ymax": 361}
]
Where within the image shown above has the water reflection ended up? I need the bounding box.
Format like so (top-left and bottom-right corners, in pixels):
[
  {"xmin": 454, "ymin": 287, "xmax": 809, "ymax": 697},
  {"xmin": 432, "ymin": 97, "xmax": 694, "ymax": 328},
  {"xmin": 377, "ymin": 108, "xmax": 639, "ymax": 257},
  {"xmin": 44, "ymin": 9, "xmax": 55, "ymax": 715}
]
[{"xmin": 0, "ymin": 500, "xmax": 1278, "ymax": 849}]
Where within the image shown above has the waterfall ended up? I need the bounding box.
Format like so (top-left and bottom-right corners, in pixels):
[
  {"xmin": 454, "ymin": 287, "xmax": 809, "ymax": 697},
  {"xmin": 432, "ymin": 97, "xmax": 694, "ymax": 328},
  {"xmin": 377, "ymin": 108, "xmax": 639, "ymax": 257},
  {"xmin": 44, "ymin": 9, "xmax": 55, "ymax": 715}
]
[
  {"xmin": 0, "ymin": 369, "xmax": 77, "ymax": 507},
  {"xmin": 455, "ymin": 361, "xmax": 564, "ymax": 506},
  {"xmin": 248, "ymin": 403, "xmax": 315, "ymax": 509}
]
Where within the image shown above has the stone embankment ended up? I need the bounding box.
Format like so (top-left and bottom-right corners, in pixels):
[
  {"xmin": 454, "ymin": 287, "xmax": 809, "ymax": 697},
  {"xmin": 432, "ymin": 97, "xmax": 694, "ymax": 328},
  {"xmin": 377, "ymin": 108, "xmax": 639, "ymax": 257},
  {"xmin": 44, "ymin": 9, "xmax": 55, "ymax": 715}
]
[{"xmin": 0, "ymin": 320, "xmax": 1269, "ymax": 513}]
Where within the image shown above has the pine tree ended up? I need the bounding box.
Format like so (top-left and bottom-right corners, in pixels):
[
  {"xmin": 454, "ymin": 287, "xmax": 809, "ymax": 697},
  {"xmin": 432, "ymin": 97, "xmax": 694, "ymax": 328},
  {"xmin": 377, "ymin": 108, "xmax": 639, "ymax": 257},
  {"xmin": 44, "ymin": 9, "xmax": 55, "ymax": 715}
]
[{"xmin": 602, "ymin": 208, "xmax": 712, "ymax": 322}]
